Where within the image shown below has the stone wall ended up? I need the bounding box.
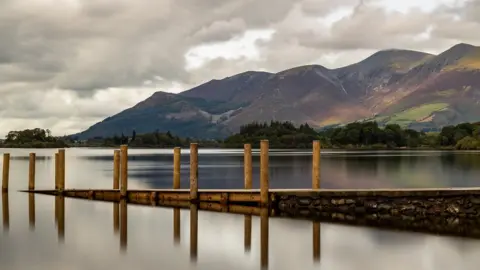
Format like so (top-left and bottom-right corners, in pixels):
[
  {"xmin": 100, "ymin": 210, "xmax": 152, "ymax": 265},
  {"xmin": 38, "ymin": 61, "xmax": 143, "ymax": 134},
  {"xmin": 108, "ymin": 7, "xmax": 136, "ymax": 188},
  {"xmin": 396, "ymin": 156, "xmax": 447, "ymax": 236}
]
[{"xmin": 274, "ymin": 189, "xmax": 480, "ymax": 238}]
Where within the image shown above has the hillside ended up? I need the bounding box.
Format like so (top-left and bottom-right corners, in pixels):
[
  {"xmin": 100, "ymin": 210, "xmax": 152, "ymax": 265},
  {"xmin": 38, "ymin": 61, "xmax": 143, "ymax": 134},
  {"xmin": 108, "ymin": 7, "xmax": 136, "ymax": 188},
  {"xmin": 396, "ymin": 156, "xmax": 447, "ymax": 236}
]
[{"xmin": 75, "ymin": 43, "xmax": 480, "ymax": 139}]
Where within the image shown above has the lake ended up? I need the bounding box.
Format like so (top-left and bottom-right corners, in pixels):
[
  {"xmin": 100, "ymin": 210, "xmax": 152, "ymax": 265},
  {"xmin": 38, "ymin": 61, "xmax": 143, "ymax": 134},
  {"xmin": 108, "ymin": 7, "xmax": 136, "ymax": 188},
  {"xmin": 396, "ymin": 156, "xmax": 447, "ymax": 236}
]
[{"xmin": 1, "ymin": 148, "xmax": 480, "ymax": 270}]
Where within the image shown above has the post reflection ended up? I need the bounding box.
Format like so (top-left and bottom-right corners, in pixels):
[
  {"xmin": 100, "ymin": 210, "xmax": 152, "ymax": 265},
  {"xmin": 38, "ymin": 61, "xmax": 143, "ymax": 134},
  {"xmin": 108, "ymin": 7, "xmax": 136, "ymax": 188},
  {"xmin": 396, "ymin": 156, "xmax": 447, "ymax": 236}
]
[
  {"xmin": 56, "ymin": 196, "xmax": 65, "ymax": 243},
  {"xmin": 174, "ymin": 208, "xmax": 181, "ymax": 245},
  {"xmin": 260, "ymin": 207, "xmax": 269, "ymax": 269},
  {"xmin": 2, "ymin": 192, "xmax": 8, "ymax": 232},
  {"xmin": 29, "ymin": 193, "xmax": 35, "ymax": 230},
  {"xmin": 244, "ymin": 215, "xmax": 252, "ymax": 252},
  {"xmin": 120, "ymin": 199, "xmax": 127, "ymax": 252},
  {"xmin": 190, "ymin": 204, "xmax": 198, "ymax": 262},
  {"xmin": 113, "ymin": 202, "xmax": 119, "ymax": 235},
  {"xmin": 313, "ymin": 221, "xmax": 321, "ymax": 262}
]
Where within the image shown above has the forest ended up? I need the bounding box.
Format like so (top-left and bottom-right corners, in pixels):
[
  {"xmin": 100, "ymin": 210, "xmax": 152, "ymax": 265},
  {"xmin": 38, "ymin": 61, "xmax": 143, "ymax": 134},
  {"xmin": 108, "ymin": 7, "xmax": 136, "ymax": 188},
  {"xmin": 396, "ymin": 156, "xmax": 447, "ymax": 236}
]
[{"xmin": 3, "ymin": 121, "xmax": 480, "ymax": 150}]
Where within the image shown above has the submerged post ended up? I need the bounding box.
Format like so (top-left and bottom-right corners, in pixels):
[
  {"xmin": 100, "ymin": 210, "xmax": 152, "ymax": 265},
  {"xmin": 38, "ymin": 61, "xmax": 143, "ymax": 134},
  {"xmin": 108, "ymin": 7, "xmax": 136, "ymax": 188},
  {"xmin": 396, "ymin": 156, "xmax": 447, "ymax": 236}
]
[
  {"xmin": 55, "ymin": 153, "xmax": 59, "ymax": 190},
  {"xmin": 29, "ymin": 153, "xmax": 36, "ymax": 190},
  {"xmin": 173, "ymin": 147, "xmax": 181, "ymax": 189},
  {"xmin": 244, "ymin": 144, "xmax": 252, "ymax": 189},
  {"xmin": 260, "ymin": 140, "xmax": 269, "ymax": 205},
  {"xmin": 120, "ymin": 145, "xmax": 128, "ymax": 198},
  {"xmin": 189, "ymin": 143, "xmax": 198, "ymax": 201},
  {"xmin": 113, "ymin": 150, "xmax": 120, "ymax": 189},
  {"xmin": 312, "ymin": 140, "xmax": 321, "ymax": 189},
  {"xmin": 2, "ymin": 153, "xmax": 10, "ymax": 192},
  {"xmin": 58, "ymin": 149, "xmax": 65, "ymax": 191}
]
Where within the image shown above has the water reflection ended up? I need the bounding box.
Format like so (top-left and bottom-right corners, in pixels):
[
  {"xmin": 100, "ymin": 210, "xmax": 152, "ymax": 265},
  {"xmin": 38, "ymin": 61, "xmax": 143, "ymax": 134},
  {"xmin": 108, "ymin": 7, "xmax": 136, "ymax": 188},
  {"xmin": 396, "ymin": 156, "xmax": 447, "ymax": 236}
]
[
  {"xmin": 174, "ymin": 208, "xmax": 180, "ymax": 244},
  {"xmin": 2, "ymin": 192, "xmax": 8, "ymax": 232},
  {"xmin": 29, "ymin": 193, "xmax": 35, "ymax": 230},
  {"xmin": 244, "ymin": 215, "xmax": 252, "ymax": 252},
  {"xmin": 113, "ymin": 202, "xmax": 119, "ymax": 234},
  {"xmin": 120, "ymin": 199, "xmax": 127, "ymax": 251},
  {"xmin": 260, "ymin": 208, "xmax": 269, "ymax": 269},
  {"xmin": 190, "ymin": 204, "xmax": 198, "ymax": 262},
  {"xmin": 55, "ymin": 196, "xmax": 65, "ymax": 243}
]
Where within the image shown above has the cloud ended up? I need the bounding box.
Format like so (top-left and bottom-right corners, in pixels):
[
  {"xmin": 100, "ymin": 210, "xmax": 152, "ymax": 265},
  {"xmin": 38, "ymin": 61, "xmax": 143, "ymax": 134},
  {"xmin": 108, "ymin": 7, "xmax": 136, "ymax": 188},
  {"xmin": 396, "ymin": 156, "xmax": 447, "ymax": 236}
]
[{"xmin": 0, "ymin": 0, "xmax": 479, "ymax": 137}]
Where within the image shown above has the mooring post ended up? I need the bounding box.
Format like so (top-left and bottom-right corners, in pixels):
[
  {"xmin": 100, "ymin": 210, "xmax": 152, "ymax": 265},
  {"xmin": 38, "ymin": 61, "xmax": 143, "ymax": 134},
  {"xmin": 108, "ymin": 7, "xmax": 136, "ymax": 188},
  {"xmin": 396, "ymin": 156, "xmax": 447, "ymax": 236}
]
[
  {"xmin": 29, "ymin": 153, "xmax": 36, "ymax": 190},
  {"xmin": 113, "ymin": 150, "xmax": 120, "ymax": 189},
  {"xmin": 120, "ymin": 145, "xmax": 128, "ymax": 198},
  {"xmin": 190, "ymin": 143, "xmax": 198, "ymax": 201},
  {"xmin": 55, "ymin": 153, "xmax": 59, "ymax": 190},
  {"xmin": 244, "ymin": 144, "xmax": 252, "ymax": 189},
  {"xmin": 2, "ymin": 153, "xmax": 10, "ymax": 192},
  {"xmin": 58, "ymin": 149, "xmax": 65, "ymax": 191},
  {"xmin": 312, "ymin": 140, "xmax": 321, "ymax": 189},
  {"xmin": 173, "ymin": 147, "xmax": 181, "ymax": 189},
  {"xmin": 260, "ymin": 140, "xmax": 269, "ymax": 205}
]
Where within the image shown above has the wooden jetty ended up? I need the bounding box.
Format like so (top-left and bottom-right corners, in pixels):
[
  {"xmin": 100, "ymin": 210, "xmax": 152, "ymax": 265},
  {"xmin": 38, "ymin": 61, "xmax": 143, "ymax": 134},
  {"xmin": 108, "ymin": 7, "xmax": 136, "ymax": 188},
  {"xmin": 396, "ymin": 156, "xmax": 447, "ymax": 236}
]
[{"xmin": 3, "ymin": 140, "xmax": 480, "ymax": 238}]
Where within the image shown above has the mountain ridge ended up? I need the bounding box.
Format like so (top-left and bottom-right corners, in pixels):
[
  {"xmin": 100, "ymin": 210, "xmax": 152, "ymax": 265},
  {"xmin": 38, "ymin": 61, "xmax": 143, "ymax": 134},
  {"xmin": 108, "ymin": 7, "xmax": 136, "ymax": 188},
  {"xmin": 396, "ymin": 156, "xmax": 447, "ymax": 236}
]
[{"xmin": 75, "ymin": 43, "xmax": 480, "ymax": 139}]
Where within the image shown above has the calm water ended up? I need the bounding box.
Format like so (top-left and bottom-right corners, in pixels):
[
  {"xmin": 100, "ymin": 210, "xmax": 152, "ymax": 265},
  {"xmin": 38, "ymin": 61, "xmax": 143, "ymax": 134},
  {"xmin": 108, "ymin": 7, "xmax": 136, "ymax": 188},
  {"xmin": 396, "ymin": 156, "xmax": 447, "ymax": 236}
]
[{"xmin": 1, "ymin": 148, "xmax": 480, "ymax": 270}]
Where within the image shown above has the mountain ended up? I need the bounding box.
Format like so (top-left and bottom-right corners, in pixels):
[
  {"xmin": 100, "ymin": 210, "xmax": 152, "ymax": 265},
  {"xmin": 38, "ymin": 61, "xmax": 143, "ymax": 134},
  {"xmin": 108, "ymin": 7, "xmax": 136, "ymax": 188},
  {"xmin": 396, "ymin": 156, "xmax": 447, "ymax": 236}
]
[{"xmin": 75, "ymin": 43, "xmax": 480, "ymax": 139}]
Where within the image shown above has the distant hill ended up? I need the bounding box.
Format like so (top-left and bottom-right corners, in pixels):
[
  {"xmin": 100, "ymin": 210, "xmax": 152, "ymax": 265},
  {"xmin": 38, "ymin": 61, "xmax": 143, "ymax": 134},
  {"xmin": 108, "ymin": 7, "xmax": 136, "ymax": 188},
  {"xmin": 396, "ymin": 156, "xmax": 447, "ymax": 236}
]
[{"xmin": 75, "ymin": 43, "xmax": 480, "ymax": 139}]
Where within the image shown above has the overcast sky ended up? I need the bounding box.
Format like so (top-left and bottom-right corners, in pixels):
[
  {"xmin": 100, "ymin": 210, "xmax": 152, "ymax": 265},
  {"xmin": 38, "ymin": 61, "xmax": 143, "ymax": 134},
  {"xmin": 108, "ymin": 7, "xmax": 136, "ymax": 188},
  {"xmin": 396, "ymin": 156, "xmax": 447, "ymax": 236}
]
[{"xmin": 0, "ymin": 0, "xmax": 478, "ymax": 137}]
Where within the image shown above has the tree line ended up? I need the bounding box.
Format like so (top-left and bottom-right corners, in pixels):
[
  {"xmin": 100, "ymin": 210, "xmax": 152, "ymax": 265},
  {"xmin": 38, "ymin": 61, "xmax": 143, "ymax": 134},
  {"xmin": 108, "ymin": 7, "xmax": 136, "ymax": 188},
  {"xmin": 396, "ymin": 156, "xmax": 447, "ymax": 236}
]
[
  {"xmin": 0, "ymin": 128, "xmax": 68, "ymax": 148},
  {"xmin": 3, "ymin": 121, "xmax": 480, "ymax": 149}
]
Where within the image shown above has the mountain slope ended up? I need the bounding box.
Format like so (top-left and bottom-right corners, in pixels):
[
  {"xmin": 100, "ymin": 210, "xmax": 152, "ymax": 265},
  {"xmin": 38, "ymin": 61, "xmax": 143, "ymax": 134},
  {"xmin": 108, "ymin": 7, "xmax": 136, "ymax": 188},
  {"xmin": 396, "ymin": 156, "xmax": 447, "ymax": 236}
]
[{"xmin": 76, "ymin": 43, "xmax": 480, "ymax": 139}]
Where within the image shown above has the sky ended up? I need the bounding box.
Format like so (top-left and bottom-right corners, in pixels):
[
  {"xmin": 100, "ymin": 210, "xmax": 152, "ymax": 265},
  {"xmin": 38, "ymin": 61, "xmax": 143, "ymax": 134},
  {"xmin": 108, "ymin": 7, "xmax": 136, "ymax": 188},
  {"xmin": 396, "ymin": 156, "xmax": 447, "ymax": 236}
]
[{"xmin": 0, "ymin": 0, "xmax": 479, "ymax": 137}]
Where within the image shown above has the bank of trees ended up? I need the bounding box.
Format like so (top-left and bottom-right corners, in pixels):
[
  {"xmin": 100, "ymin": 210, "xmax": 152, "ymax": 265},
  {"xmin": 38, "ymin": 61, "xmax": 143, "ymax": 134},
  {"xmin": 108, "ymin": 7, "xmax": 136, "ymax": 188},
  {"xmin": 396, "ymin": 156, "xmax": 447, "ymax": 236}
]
[{"xmin": 1, "ymin": 128, "xmax": 68, "ymax": 148}]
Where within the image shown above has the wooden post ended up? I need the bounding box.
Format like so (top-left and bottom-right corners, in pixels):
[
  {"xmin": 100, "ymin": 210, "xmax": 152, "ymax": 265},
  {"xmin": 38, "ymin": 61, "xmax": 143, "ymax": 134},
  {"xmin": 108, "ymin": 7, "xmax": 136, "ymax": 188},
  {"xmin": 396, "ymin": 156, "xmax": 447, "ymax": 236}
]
[
  {"xmin": 55, "ymin": 153, "xmax": 59, "ymax": 190},
  {"xmin": 173, "ymin": 147, "xmax": 181, "ymax": 189},
  {"xmin": 260, "ymin": 140, "xmax": 269, "ymax": 205},
  {"xmin": 174, "ymin": 208, "xmax": 181, "ymax": 244},
  {"xmin": 113, "ymin": 150, "xmax": 120, "ymax": 189},
  {"xmin": 189, "ymin": 143, "xmax": 198, "ymax": 201},
  {"xmin": 120, "ymin": 145, "xmax": 128, "ymax": 198},
  {"xmin": 58, "ymin": 149, "xmax": 65, "ymax": 191},
  {"xmin": 244, "ymin": 144, "xmax": 252, "ymax": 189},
  {"xmin": 29, "ymin": 153, "xmax": 36, "ymax": 190},
  {"xmin": 2, "ymin": 153, "xmax": 10, "ymax": 192},
  {"xmin": 312, "ymin": 140, "xmax": 321, "ymax": 189}
]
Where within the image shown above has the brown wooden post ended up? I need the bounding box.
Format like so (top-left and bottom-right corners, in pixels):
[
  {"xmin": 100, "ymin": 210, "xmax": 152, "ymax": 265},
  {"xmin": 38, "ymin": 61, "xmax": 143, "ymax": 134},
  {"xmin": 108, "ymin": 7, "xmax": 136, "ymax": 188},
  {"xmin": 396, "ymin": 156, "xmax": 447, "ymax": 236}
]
[
  {"xmin": 120, "ymin": 145, "xmax": 128, "ymax": 198},
  {"xmin": 113, "ymin": 150, "xmax": 120, "ymax": 189},
  {"xmin": 2, "ymin": 153, "xmax": 10, "ymax": 192},
  {"xmin": 260, "ymin": 140, "xmax": 269, "ymax": 205},
  {"xmin": 313, "ymin": 221, "xmax": 320, "ymax": 262},
  {"xmin": 173, "ymin": 147, "xmax": 181, "ymax": 189},
  {"xmin": 189, "ymin": 143, "xmax": 198, "ymax": 201},
  {"xmin": 312, "ymin": 140, "xmax": 321, "ymax": 189},
  {"xmin": 55, "ymin": 153, "xmax": 59, "ymax": 190},
  {"xmin": 58, "ymin": 149, "xmax": 65, "ymax": 191},
  {"xmin": 29, "ymin": 153, "xmax": 36, "ymax": 190},
  {"xmin": 244, "ymin": 144, "xmax": 252, "ymax": 189}
]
